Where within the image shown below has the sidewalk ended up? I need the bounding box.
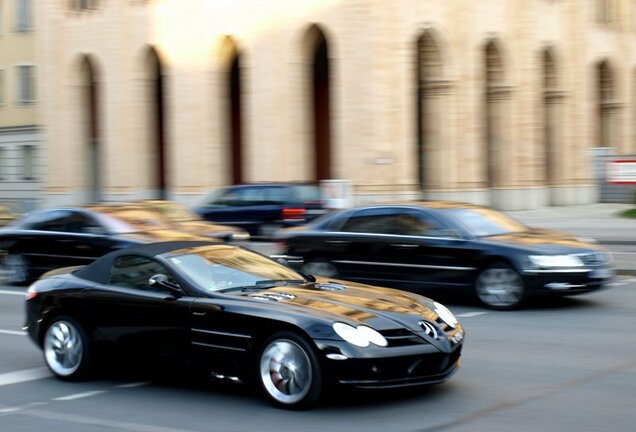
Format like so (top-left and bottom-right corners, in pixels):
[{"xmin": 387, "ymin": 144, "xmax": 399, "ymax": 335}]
[{"xmin": 509, "ymin": 203, "xmax": 636, "ymax": 276}]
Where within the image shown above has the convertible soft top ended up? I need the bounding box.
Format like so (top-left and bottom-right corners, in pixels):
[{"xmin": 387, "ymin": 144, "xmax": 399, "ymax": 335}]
[{"xmin": 74, "ymin": 240, "xmax": 215, "ymax": 284}]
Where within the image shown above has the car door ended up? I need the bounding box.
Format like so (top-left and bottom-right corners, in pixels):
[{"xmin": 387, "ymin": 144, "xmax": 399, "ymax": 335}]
[
  {"xmin": 86, "ymin": 255, "xmax": 194, "ymax": 358},
  {"xmin": 386, "ymin": 208, "xmax": 479, "ymax": 289},
  {"xmin": 325, "ymin": 208, "xmax": 406, "ymax": 285}
]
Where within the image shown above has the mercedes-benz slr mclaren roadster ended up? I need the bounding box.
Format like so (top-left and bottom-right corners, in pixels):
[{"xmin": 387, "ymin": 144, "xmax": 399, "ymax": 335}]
[{"xmin": 24, "ymin": 241, "xmax": 464, "ymax": 408}]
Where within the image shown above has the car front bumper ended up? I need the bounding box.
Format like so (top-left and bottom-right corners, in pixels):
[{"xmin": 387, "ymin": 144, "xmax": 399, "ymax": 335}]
[
  {"xmin": 315, "ymin": 339, "xmax": 463, "ymax": 389},
  {"xmin": 522, "ymin": 266, "xmax": 614, "ymax": 295}
]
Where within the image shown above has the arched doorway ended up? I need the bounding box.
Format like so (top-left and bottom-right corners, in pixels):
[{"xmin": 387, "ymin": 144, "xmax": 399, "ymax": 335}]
[
  {"xmin": 542, "ymin": 48, "xmax": 563, "ymax": 191},
  {"xmin": 484, "ymin": 40, "xmax": 508, "ymax": 189},
  {"xmin": 227, "ymin": 45, "xmax": 243, "ymax": 184},
  {"xmin": 598, "ymin": 60, "xmax": 616, "ymax": 148},
  {"xmin": 307, "ymin": 26, "xmax": 331, "ymax": 182},
  {"xmin": 416, "ymin": 31, "xmax": 445, "ymax": 194},
  {"xmin": 146, "ymin": 47, "xmax": 167, "ymax": 199},
  {"xmin": 80, "ymin": 56, "xmax": 101, "ymax": 202}
]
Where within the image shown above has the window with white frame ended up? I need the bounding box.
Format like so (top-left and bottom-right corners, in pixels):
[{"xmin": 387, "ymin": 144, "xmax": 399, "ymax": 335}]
[
  {"xmin": 16, "ymin": 64, "xmax": 35, "ymax": 103},
  {"xmin": 0, "ymin": 69, "xmax": 6, "ymax": 106},
  {"xmin": 16, "ymin": 0, "xmax": 31, "ymax": 31},
  {"xmin": 22, "ymin": 145, "xmax": 35, "ymax": 179},
  {"xmin": 0, "ymin": 147, "xmax": 6, "ymax": 180}
]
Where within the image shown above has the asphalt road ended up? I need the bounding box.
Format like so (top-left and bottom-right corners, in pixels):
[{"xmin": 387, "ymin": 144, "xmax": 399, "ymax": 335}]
[{"xmin": 1, "ymin": 277, "xmax": 635, "ymax": 432}]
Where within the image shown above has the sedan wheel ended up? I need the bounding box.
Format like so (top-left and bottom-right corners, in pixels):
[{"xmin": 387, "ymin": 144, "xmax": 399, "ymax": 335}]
[
  {"xmin": 43, "ymin": 317, "xmax": 91, "ymax": 380},
  {"xmin": 259, "ymin": 332, "xmax": 321, "ymax": 409},
  {"xmin": 301, "ymin": 259, "xmax": 339, "ymax": 278},
  {"xmin": 476, "ymin": 264, "xmax": 525, "ymax": 310},
  {"xmin": 1, "ymin": 254, "xmax": 29, "ymax": 285}
]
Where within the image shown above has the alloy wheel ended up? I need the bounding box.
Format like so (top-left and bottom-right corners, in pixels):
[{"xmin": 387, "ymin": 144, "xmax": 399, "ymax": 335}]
[
  {"xmin": 476, "ymin": 265, "xmax": 525, "ymax": 309},
  {"xmin": 259, "ymin": 339, "xmax": 313, "ymax": 406},
  {"xmin": 44, "ymin": 320, "xmax": 84, "ymax": 377}
]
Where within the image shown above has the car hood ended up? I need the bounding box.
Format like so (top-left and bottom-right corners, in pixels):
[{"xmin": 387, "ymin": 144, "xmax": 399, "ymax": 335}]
[
  {"xmin": 241, "ymin": 277, "xmax": 455, "ymax": 333},
  {"xmin": 478, "ymin": 228, "xmax": 604, "ymax": 254}
]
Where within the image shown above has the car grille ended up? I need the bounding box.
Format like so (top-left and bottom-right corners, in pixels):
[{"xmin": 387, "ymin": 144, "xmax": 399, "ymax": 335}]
[{"xmin": 576, "ymin": 252, "xmax": 608, "ymax": 267}]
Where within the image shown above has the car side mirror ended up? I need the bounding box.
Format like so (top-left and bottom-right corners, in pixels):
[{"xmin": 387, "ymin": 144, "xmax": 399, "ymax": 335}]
[{"xmin": 149, "ymin": 274, "xmax": 182, "ymax": 297}]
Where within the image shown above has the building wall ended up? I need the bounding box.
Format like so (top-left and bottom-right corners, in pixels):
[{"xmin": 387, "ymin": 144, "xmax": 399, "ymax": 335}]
[
  {"xmin": 0, "ymin": 0, "xmax": 42, "ymax": 212},
  {"xmin": 36, "ymin": 0, "xmax": 636, "ymax": 210}
]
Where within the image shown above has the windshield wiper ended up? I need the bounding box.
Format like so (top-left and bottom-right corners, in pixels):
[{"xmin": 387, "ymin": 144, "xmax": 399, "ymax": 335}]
[{"xmin": 217, "ymin": 279, "xmax": 307, "ymax": 294}]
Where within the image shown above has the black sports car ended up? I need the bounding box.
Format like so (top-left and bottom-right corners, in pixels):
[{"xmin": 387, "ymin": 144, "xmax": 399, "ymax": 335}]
[
  {"xmin": 275, "ymin": 202, "xmax": 614, "ymax": 310},
  {"xmin": 24, "ymin": 241, "xmax": 464, "ymax": 409}
]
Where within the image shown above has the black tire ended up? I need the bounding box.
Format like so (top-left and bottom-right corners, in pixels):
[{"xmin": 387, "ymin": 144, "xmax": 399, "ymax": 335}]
[
  {"xmin": 42, "ymin": 316, "xmax": 92, "ymax": 381},
  {"xmin": 258, "ymin": 331, "xmax": 322, "ymax": 409},
  {"xmin": 301, "ymin": 258, "xmax": 339, "ymax": 279},
  {"xmin": 475, "ymin": 262, "xmax": 526, "ymax": 310},
  {"xmin": 1, "ymin": 253, "xmax": 31, "ymax": 285},
  {"xmin": 258, "ymin": 224, "xmax": 282, "ymax": 239}
]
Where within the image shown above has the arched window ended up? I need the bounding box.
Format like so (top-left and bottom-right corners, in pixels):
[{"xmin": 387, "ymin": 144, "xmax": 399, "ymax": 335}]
[
  {"xmin": 145, "ymin": 47, "xmax": 168, "ymax": 199},
  {"xmin": 416, "ymin": 31, "xmax": 444, "ymax": 192},
  {"xmin": 304, "ymin": 25, "xmax": 332, "ymax": 182},
  {"xmin": 484, "ymin": 40, "xmax": 506, "ymax": 188},
  {"xmin": 80, "ymin": 55, "xmax": 101, "ymax": 202},
  {"xmin": 598, "ymin": 60, "xmax": 616, "ymax": 148}
]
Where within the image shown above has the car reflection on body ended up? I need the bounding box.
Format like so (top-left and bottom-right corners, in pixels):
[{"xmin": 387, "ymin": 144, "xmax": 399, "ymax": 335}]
[
  {"xmin": 138, "ymin": 200, "xmax": 250, "ymax": 242},
  {"xmin": 25, "ymin": 241, "xmax": 464, "ymax": 409},
  {"xmin": 275, "ymin": 201, "xmax": 614, "ymax": 310}
]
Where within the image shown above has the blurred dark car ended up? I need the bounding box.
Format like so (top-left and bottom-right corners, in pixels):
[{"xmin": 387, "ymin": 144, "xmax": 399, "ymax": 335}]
[
  {"xmin": 275, "ymin": 201, "xmax": 614, "ymax": 310},
  {"xmin": 137, "ymin": 200, "xmax": 250, "ymax": 242},
  {"xmin": 195, "ymin": 183, "xmax": 326, "ymax": 238},
  {"xmin": 0, "ymin": 206, "xmax": 213, "ymax": 284}
]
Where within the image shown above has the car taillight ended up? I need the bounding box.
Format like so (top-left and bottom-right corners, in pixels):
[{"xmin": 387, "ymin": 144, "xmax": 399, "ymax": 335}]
[
  {"xmin": 25, "ymin": 286, "xmax": 37, "ymax": 300},
  {"xmin": 282, "ymin": 208, "xmax": 306, "ymax": 220}
]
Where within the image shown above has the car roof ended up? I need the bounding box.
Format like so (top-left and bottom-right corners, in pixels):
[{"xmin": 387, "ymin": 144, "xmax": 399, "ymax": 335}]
[
  {"xmin": 347, "ymin": 200, "xmax": 487, "ymax": 212},
  {"xmin": 74, "ymin": 241, "xmax": 217, "ymax": 284}
]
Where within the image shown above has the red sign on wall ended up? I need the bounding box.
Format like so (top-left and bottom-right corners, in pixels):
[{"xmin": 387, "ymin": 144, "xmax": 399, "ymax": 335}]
[{"xmin": 607, "ymin": 159, "xmax": 636, "ymax": 185}]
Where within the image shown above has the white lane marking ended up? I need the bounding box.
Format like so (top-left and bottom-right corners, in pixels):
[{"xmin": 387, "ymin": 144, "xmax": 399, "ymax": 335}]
[
  {"xmin": 0, "ymin": 329, "xmax": 26, "ymax": 336},
  {"xmin": 0, "ymin": 368, "xmax": 50, "ymax": 387},
  {"xmin": 0, "ymin": 401, "xmax": 47, "ymax": 414},
  {"xmin": 116, "ymin": 381, "xmax": 151, "ymax": 389},
  {"xmin": 0, "ymin": 290, "xmax": 24, "ymax": 296},
  {"xmin": 456, "ymin": 312, "xmax": 488, "ymax": 318},
  {"xmin": 53, "ymin": 390, "xmax": 106, "ymax": 401}
]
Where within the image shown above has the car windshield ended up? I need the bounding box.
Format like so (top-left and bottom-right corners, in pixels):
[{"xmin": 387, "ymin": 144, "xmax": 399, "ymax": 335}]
[
  {"xmin": 167, "ymin": 246, "xmax": 306, "ymax": 293},
  {"xmin": 444, "ymin": 207, "xmax": 527, "ymax": 237}
]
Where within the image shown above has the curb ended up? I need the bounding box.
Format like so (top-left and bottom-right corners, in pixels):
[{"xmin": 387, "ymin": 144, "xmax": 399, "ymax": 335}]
[
  {"xmin": 616, "ymin": 268, "xmax": 636, "ymax": 277},
  {"xmin": 599, "ymin": 240, "xmax": 636, "ymax": 246}
]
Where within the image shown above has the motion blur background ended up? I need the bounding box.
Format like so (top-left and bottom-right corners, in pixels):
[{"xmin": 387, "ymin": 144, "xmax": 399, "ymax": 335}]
[{"xmin": 1, "ymin": 0, "xmax": 636, "ymax": 212}]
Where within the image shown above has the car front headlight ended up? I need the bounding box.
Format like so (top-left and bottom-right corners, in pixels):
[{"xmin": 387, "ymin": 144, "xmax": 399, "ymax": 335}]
[
  {"xmin": 433, "ymin": 301, "xmax": 457, "ymax": 328},
  {"xmin": 332, "ymin": 322, "xmax": 387, "ymax": 348},
  {"xmin": 528, "ymin": 255, "xmax": 584, "ymax": 268}
]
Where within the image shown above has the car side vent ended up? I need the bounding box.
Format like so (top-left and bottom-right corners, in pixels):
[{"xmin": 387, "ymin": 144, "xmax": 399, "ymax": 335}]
[
  {"xmin": 316, "ymin": 282, "xmax": 347, "ymax": 291},
  {"xmin": 379, "ymin": 328, "xmax": 427, "ymax": 347},
  {"xmin": 251, "ymin": 292, "xmax": 296, "ymax": 302}
]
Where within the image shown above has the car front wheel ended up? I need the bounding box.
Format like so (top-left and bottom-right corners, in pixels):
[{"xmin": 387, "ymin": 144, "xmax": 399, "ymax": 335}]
[
  {"xmin": 301, "ymin": 259, "xmax": 339, "ymax": 279},
  {"xmin": 258, "ymin": 332, "xmax": 322, "ymax": 409},
  {"xmin": 43, "ymin": 317, "xmax": 92, "ymax": 381},
  {"xmin": 475, "ymin": 263, "xmax": 526, "ymax": 310}
]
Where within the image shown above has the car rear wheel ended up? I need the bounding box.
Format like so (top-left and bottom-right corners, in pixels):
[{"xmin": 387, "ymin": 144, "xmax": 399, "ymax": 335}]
[
  {"xmin": 1, "ymin": 253, "xmax": 30, "ymax": 285},
  {"xmin": 258, "ymin": 224, "xmax": 282, "ymax": 239},
  {"xmin": 475, "ymin": 263, "xmax": 526, "ymax": 310},
  {"xmin": 258, "ymin": 332, "xmax": 322, "ymax": 409},
  {"xmin": 43, "ymin": 317, "xmax": 92, "ymax": 381},
  {"xmin": 301, "ymin": 259, "xmax": 339, "ymax": 278}
]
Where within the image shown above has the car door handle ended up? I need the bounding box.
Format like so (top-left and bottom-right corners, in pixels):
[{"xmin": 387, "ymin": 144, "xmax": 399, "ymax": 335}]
[
  {"xmin": 192, "ymin": 311, "xmax": 207, "ymax": 317},
  {"xmin": 391, "ymin": 243, "xmax": 419, "ymax": 248},
  {"xmin": 326, "ymin": 240, "xmax": 351, "ymax": 245}
]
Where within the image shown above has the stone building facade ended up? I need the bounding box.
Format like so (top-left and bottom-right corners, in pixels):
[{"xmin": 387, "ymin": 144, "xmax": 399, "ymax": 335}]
[
  {"xmin": 36, "ymin": 0, "xmax": 636, "ymax": 210},
  {"xmin": 0, "ymin": 0, "xmax": 42, "ymax": 212}
]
